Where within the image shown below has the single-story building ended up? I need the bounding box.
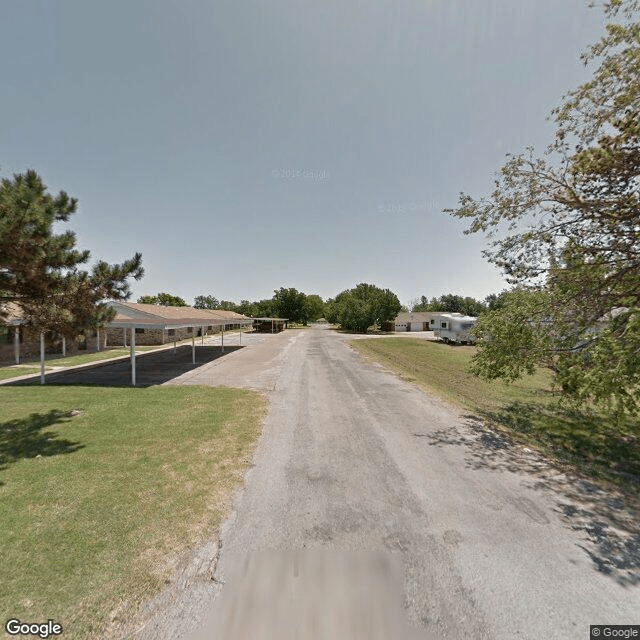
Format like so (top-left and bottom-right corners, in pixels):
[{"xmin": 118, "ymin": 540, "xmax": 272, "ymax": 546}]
[
  {"xmin": 0, "ymin": 302, "xmax": 104, "ymax": 364},
  {"xmin": 384, "ymin": 311, "xmax": 465, "ymax": 332}
]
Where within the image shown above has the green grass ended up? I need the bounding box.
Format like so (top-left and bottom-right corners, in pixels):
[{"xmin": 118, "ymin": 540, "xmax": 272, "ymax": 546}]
[
  {"xmin": 0, "ymin": 366, "xmax": 42, "ymax": 380},
  {"xmin": 0, "ymin": 385, "xmax": 266, "ymax": 639},
  {"xmin": 351, "ymin": 337, "xmax": 640, "ymax": 491}
]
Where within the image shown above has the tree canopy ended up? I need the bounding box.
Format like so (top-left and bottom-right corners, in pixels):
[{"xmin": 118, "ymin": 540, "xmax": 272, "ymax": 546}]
[
  {"xmin": 327, "ymin": 283, "xmax": 402, "ymax": 333},
  {"xmin": 193, "ymin": 295, "xmax": 220, "ymax": 309},
  {"xmin": 0, "ymin": 170, "xmax": 143, "ymax": 336},
  {"xmin": 304, "ymin": 294, "xmax": 326, "ymax": 322},
  {"xmin": 411, "ymin": 294, "xmax": 486, "ymax": 317},
  {"xmin": 273, "ymin": 287, "xmax": 308, "ymax": 324},
  {"xmin": 445, "ymin": 0, "xmax": 640, "ymax": 414},
  {"xmin": 138, "ymin": 293, "xmax": 186, "ymax": 306}
]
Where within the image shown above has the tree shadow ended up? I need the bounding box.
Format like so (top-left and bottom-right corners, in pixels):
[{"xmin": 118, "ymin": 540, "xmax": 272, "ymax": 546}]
[
  {"xmin": 0, "ymin": 410, "xmax": 85, "ymax": 483},
  {"xmin": 417, "ymin": 404, "xmax": 640, "ymax": 587}
]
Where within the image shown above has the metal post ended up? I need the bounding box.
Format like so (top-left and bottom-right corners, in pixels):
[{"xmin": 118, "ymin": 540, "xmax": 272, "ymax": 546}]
[
  {"xmin": 239, "ymin": 328, "xmax": 242, "ymax": 345},
  {"xmin": 201, "ymin": 326, "xmax": 204, "ymax": 346},
  {"xmin": 62, "ymin": 335, "xmax": 66, "ymax": 357},
  {"xmin": 124, "ymin": 328, "xmax": 127, "ymax": 348},
  {"xmin": 14, "ymin": 328, "xmax": 20, "ymax": 364},
  {"xmin": 192, "ymin": 334, "xmax": 195, "ymax": 364},
  {"xmin": 173, "ymin": 339, "xmax": 177, "ymax": 354},
  {"xmin": 96, "ymin": 327, "xmax": 100, "ymax": 352},
  {"xmin": 131, "ymin": 327, "xmax": 136, "ymax": 386},
  {"xmin": 221, "ymin": 326, "xmax": 224, "ymax": 353},
  {"xmin": 40, "ymin": 332, "xmax": 45, "ymax": 385}
]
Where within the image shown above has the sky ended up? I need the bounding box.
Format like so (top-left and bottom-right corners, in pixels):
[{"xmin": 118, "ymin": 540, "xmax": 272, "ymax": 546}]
[{"xmin": 1, "ymin": 0, "xmax": 606, "ymax": 308}]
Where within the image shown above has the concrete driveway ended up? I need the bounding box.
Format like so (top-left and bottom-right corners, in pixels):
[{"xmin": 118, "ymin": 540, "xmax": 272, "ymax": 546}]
[{"xmin": 129, "ymin": 325, "xmax": 639, "ymax": 640}]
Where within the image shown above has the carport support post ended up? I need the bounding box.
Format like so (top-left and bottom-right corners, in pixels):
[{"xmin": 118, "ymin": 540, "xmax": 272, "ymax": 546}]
[
  {"xmin": 201, "ymin": 326, "xmax": 204, "ymax": 346},
  {"xmin": 221, "ymin": 326, "xmax": 224, "ymax": 353},
  {"xmin": 14, "ymin": 328, "xmax": 20, "ymax": 364},
  {"xmin": 40, "ymin": 332, "xmax": 45, "ymax": 385},
  {"xmin": 96, "ymin": 327, "xmax": 100, "ymax": 352},
  {"xmin": 192, "ymin": 334, "xmax": 195, "ymax": 364},
  {"xmin": 130, "ymin": 327, "xmax": 136, "ymax": 386},
  {"xmin": 173, "ymin": 339, "xmax": 176, "ymax": 354},
  {"xmin": 62, "ymin": 335, "xmax": 66, "ymax": 357}
]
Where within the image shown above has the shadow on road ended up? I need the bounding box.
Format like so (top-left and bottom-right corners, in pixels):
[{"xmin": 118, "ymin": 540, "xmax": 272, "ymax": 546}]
[{"xmin": 416, "ymin": 410, "xmax": 640, "ymax": 587}]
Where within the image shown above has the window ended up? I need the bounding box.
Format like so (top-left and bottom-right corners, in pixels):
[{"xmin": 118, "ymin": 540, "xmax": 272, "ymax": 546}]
[
  {"xmin": 187, "ymin": 327, "xmax": 193, "ymax": 333},
  {"xmin": 0, "ymin": 325, "xmax": 10, "ymax": 344},
  {"xmin": 430, "ymin": 319, "xmax": 435, "ymax": 325},
  {"xmin": 135, "ymin": 328, "xmax": 145, "ymax": 334},
  {"xmin": 168, "ymin": 329, "xmax": 175, "ymax": 336},
  {"xmin": 441, "ymin": 322, "xmax": 447, "ymax": 329}
]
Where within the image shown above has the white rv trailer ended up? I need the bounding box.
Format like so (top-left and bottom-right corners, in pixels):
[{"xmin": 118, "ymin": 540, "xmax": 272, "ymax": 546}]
[{"xmin": 433, "ymin": 314, "xmax": 477, "ymax": 344}]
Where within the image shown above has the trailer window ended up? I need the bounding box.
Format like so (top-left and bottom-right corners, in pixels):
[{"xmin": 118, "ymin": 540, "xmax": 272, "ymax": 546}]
[{"xmin": 441, "ymin": 322, "xmax": 447, "ymax": 328}]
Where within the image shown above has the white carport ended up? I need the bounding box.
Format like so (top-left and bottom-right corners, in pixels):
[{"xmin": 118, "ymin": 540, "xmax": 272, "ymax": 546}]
[
  {"xmin": 104, "ymin": 303, "xmax": 253, "ymax": 386},
  {"xmin": 4, "ymin": 302, "xmax": 252, "ymax": 386}
]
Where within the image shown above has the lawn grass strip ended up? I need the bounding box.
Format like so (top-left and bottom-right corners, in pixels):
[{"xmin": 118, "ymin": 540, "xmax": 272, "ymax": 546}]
[{"xmin": 0, "ymin": 385, "xmax": 265, "ymax": 640}]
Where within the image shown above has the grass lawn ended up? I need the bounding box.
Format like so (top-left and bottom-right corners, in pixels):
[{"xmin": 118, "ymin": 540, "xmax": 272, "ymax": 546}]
[
  {"xmin": 0, "ymin": 385, "xmax": 266, "ymax": 639},
  {"xmin": 0, "ymin": 366, "xmax": 42, "ymax": 380},
  {"xmin": 351, "ymin": 337, "xmax": 640, "ymax": 491}
]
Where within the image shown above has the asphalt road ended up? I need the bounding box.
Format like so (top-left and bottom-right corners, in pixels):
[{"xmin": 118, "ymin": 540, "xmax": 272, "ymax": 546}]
[{"xmin": 128, "ymin": 325, "xmax": 639, "ymax": 640}]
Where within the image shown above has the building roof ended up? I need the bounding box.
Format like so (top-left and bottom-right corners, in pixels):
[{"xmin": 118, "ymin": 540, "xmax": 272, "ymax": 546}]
[
  {"xmin": 0, "ymin": 302, "xmax": 23, "ymax": 324},
  {"xmin": 106, "ymin": 301, "xmax": 252, "ymax": 330},
  {"xmin": 393, "ymin": 311, "xmax": 465, "ymax": 323}
]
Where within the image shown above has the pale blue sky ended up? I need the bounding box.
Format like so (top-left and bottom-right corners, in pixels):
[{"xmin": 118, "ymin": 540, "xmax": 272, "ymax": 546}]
[{"xmin": 1, "ymin": 0, "xmax": 605, "ymax": 307}]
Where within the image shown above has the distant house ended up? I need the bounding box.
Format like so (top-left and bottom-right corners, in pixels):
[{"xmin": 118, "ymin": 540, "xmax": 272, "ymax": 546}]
[{"xmin": 384, "ymin": 311, "xmax": 465, "ymax": 332}]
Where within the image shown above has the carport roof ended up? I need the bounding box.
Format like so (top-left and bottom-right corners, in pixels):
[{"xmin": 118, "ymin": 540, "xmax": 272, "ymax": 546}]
[{"xmin": 106, "ymin": 301, "xmax": 252, "ymax": 330}]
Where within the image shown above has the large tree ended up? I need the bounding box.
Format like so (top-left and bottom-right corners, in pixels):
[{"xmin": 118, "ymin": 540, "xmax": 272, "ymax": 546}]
[
  {"xmin": 330, "ymin": 283, "xmax": 402, "ymax": 333},
  {"xmin": 273, "ymin": 287, "xmax": 307, "ymax": 324},
  {"xmin": 304, "ymin": 294, "xmax": 326, "ymax": 322},
  {"xmin": 446, "ymin": 0, "xmax": 640, "ymax": 414},
  {"xmin": 138, "ymin": 293, "xmax": 186, "ymax": 306},
  {"xmin": 193, "ymin": 295, "xmax": 220, "ymax": 309},
  {"xmin": 1, "ymin": 170, "xmax": 143, "ymax": 336}
]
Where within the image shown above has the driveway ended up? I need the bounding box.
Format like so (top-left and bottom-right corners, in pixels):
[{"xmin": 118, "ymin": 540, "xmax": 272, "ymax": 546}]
[{"xmin": 129, "ymin": 326, "xmax": 639, "ymax": 640}]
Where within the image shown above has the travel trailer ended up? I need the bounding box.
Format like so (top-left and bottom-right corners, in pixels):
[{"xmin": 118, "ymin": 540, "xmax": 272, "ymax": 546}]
[{"xmin": 433, "ymin": 314, "xmax": 477, "ymax": 344}]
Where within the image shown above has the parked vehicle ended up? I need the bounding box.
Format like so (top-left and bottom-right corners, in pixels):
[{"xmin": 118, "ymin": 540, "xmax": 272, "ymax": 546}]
[{"xmin": 433, "ymin": 314, "xmax": 477, "ymax": 344}]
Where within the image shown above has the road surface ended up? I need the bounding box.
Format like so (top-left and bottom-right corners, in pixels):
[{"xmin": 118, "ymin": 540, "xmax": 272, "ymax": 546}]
[{"xmin": 128, "ymin": 325, "xmax": 639, "ymax": 640}]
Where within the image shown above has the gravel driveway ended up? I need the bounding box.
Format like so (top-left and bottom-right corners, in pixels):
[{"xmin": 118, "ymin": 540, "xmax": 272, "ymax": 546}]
[{"xmin": 126, "ymin": 325, "xmax": 639, "ymax": 640}]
